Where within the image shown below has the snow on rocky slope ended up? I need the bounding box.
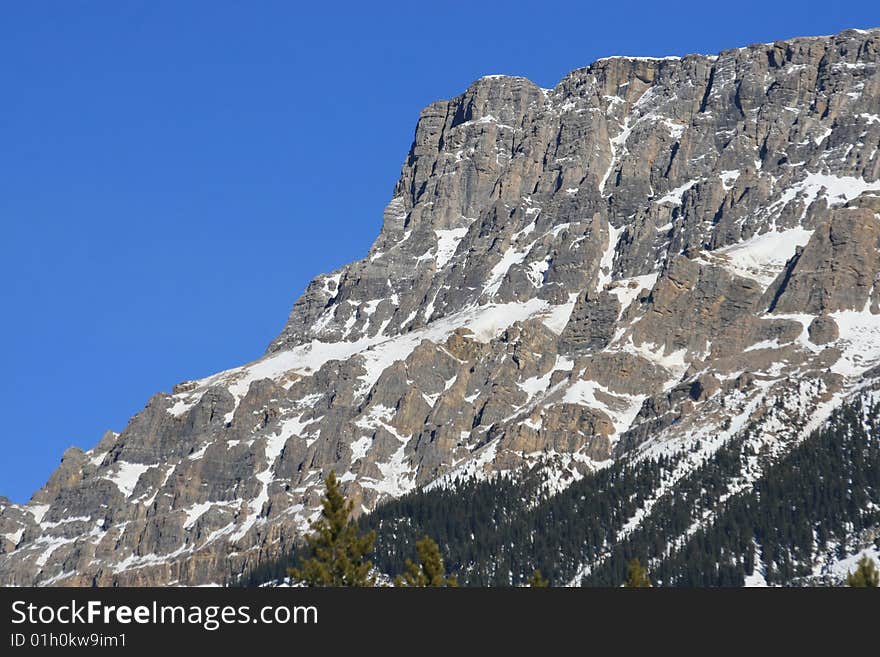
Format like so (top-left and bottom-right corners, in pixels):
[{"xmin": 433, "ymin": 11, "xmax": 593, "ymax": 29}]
[{"xmin": 2, "ymin": 27, "xmax": 880, "ymax": 585}]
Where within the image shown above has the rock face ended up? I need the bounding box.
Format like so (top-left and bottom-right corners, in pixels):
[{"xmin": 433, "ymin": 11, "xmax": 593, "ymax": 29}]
[{"xmin": 2, "ymin": 27, "xmax": 880, "ymax": 586}]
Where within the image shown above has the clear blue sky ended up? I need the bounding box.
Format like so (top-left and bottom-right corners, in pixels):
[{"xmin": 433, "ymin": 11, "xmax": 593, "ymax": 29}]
[{"xmin": 1, "ymin": 1, "xmax": 877, "ymax": 503}]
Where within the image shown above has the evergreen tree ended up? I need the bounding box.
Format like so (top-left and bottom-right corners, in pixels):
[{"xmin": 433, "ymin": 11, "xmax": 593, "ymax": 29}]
[
  {"xmin": 528, "ymin": 570, "xmax": 549, "ymax": 587},
  {"xmin": 846, "ymin": 555, "xmax": 879, "ymax": 587},
  {"xmin": 624, "ymin": 558, "xmax": 651, "ymax": 587},
  {"xmin": 288, "ymin": 471, "xmax": 377, "ymax": 586},
  {"xmin": 394, "ymin": 536, "xmax": 458, "ymax": 587}
]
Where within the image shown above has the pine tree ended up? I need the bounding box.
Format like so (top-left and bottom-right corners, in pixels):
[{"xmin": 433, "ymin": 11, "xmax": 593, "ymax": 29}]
[
  {"xmin": 394, "ymin": 536, "xmax": 458, "ymax": 587},
  {"xmin": 288, "ymin": 471, "xmax": 377, "ymax": 586},
  {"xmin": 528, "ymin": 570, "xmax": 549, "ymax": 587},
  {"xmin": 846, "ymin": 555, "xmax": 879, "ymax": 587},
  {"xmin": 624, "ymin": 558, "xmax": 651, "ymax": 587}
]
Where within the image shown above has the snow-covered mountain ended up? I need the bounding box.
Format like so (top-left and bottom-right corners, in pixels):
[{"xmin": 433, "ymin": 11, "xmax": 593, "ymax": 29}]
[{"xmin": 2, "ymin": 27, "xmax": 880, "ymax": 586}]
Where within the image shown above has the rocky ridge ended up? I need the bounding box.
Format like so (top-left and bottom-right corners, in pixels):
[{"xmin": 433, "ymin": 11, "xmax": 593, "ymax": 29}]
[{"xmin": 2, "ymin": 27, "xmax": 880, "ymax": 585}]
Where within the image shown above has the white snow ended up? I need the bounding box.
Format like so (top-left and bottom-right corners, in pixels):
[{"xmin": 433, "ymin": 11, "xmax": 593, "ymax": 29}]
[
  {"xmin": 595, "ymin": 55, "xmax": 681, "ymax": 63},
  {"xmin": 27, "ymin": 504, "xmax": 50, "ymax": 524},
  {"xmin": 526, "ymin": 259, "xmax": 550, "ymax": 288},
  {"xmin": 830, "ymin": 305, "xmax": 880, "ymax": 378},
  {"xmin": 768, "ymin": 172, "xmax": 880, "ymax": 221},
  {"xmin": 620, "ymin": 339, "xmax": 688, "ymax": 381},
  {"xmin": 263, "ymin": 418, "xmax": 295, "ymax": 464},
  {"xmin": 168, "ymin": 397, "xmax": 197, "ymax": 416},
  {"xmin": 104, "ymin": 462, "xmax": 155, "ymax": 497},
  {"xmin": 655, "ymin": 179, "xmax": 698, "ymax": 206},
  {"xmin": 356, "ymin": 406, "xmax": 415, "ymax": 497},
  {"xmin": 484, "ymin": 247, "xmax": 528, "ymax": 297},
  {"xmin": 744, "ymin": 338, "xmax": 782, "ymax": 353},
  {"xmin": 719, "ymin": 169, "xmax": 740, "ymax": 191},
  {"xmin": 611, "ymin": 386, "xmax": 773, "ymax": 550},
  {"xmin": 434, "ymin": 227, "xmax": 469, "ymax": 268},
  {"xmin": 228, "ymin": 415, "xmax": 304, "ymax": 541},
  {"xmin": 322, "ymin": 272, "xmax": 342, "ymax": 295},
  {"xmin": 166, "ymin": 337, "xmax": 386, "ymax": 417},
  {"xmin": 519, "ymin": 365, "xmax": 556, "ymax": 397},
  {"xmin": 743, "ymin": 571, "xmax": 768, "ymax": 587},
  {"xmin": 824, "ymin": 545, "xmax": 880, "ymax": 581},
  {"xmin": 355, "ymin": 404, "xmax": 395, "ymax": 432},
  {"xmin": 596, "ymin": 223, "xmax": 623, "ymax": 292},
  {"xmin": 182, "ymin": 502, "xmax": 214, "ymax": 530},
  {"xmin": 2, "ymin": 527, "xmax": 24, "ymax": 546},
  {"xmin": 766, "ymin": 312, "xmax": 822, "ymax": 353},
  {"xmin": 657, "ymin": 117, "xmax": 685, "ymax": 139},
  {"xmin": 338, "ymin": 299, "xmax": 556, "ymax": 397},
  {"xmin": 561, "ymin": 379, "xmax": 646, "ymax": 437},
  {"xmin": 39, "ymin": 515, "xmax": 92, "ymax": 530},
  {"xmin": 745, "ymin": 543, "xmax": 768, "ymax": 587},
  {"xmin": 798, "ymin": 172, "xmax": 880, "ymax": 204},
  {"xmin": 512, "ymin": 219, "xmax": 537, "ymax": 241},
  {"xmin": 399, "ymin": 309, "xmax": 419, "ymax": 330},
  {"xmin": 423, "ymin": 440, "xmax": 499, "ymax": 491},
  {"xmin": 606, "ymin": 274, "xmax": 657, "ymax": 319},
  {"xmin": 366, "ymin": 444, "xmax": 416, "ymax": 497},
  {"xmin": 599, "ymin": 114, "xmax": 633, "ymax": 194},
  {"xmin": 187, "ymin": 444, "xmax": 209, "ymax": 461},
  {"xmin": 541, "ymin": 293, "xmax": 578, "ymax": 334},
  {"xmin": 714, "ymin": 227, "xmax": 813, "ymax": 288},
  {"xmin": 361, "ymin": 299, "xmax": 382, "ymax": 317},
  {"xmin": 464, "ymin": 299, "xmax": 549, "ymax": 342},
  {"xmin": 349, "ymin": 436, "xmax": 372, "ymax": 461},
  {"xmin": 32, "ymin": 535, "xmax": 78, "ymax": 567},
  {"xmin": 814, "ymin": 126, "xmax": 833, "ymax": 146}
]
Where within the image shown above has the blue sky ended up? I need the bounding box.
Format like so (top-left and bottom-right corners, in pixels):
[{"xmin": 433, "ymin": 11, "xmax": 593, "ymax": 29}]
[{"xmin": 1, "ymin": 1, "xmax": 878, "ymax": 503}]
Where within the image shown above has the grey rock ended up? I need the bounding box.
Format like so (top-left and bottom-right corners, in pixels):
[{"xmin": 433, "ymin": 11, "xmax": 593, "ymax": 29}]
[{"xmin": 809, "ymin": 315, "xmax": 840, "ymax": 345}]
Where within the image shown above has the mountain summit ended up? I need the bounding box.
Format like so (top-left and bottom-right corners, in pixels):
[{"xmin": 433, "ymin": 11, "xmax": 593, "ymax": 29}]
[{"xmin": 2, "ymin": 27, "xmax": 880, "ymax": 586}]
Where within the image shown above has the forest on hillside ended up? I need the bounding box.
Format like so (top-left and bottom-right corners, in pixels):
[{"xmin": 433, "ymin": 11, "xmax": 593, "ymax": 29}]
[{"xmin": 242, "ymin": 394, "xmax": 880, "ymax": 587}]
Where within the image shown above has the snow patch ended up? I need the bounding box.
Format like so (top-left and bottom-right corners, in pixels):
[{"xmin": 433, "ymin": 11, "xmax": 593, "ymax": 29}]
[
  {"xmin": 434, "ymin": 227, "xmax": 469, "ymax": 268},
  {"xmin": 606, "ymin": 274, "xmax": 658, "ymax": 319},
  {"xmin": 596, "ymin": 223, "xmax": 623, "ymax": 292},
  {"xmin": 719, "ymin": 170, "xmax": 740, "ymax": 191},
  {"xmin": 541, "ymin": 293, "xmax": 578, "ymax": 334},
  {"xmin": 182, "ymin": 502, "xmax": 215, "ymax": 530},
  {"xmin": 485, "ymin": 247, "xmax": 528, "ymax": 298},
  {"xmin": 526, "ymin": 259, "xmax": 550, "ymax": 288},
  {"xmin": 28, "ymin": 505, "xmax": 50, "ymax": 524},
  {"xmin": 814, "ymin": 127, "xmax": 833, "ymax": 146},
  {"xmin": 830, "ymin": 305, "xmax": 880, "ymax": 379},
  {"xmin": 104, "ymin": 462, "xmax": 155, "ymax": 497},
  {"xmin": 3, "ymin": 527, "xmax": 25, "ymax": 546},
  {"xmin": 655, "ymin": 179, "xmax": 698, "ymax": 206},
  {"xmin": 714, "ymin": 227, "xmax": 813, "ymax": 288},
  {"xmin": 561, "ymin": 379, "xmax": 646, "ymax": 437},
  {"xmin": 349, "ymin": 437, "xmax": 372, "ymax": 461}
]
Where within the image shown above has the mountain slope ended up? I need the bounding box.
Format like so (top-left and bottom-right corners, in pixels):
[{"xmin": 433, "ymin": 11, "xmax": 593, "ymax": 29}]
[
  {"xmin": 247, "ymin": 378, "xmax": 880, "ymax": 587},
  {"xmin": 2, "ymin": 27, "xmax": 880, "ymax": 586}
]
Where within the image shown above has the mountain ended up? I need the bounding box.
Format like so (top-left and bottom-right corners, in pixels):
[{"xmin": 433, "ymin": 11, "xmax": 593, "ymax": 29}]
[{"xmin": 2, "ymin": 27, "xmax": 880, "ymax": 586}]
